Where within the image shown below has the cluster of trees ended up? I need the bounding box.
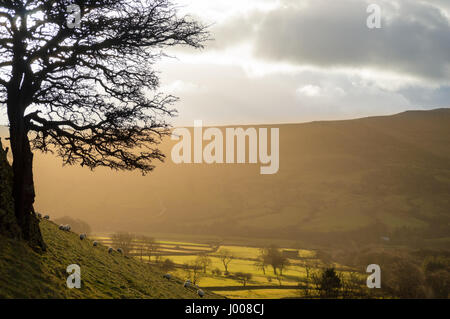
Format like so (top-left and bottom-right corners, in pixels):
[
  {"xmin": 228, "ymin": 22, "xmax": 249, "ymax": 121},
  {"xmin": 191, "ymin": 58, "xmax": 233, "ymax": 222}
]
[
  {"xmin": 379, "ymin": 254, "xmax": 450, "ymax": 298},
  {"xmin": 110, "ymin": 233, "xmax": 159, "ymax": 259},
  {"xmin": 299, "ymin": 266, "xmax": 368, "ymax": 299},
  {"xmin": 179, "ymin": 252, "xmax": 254, "ymax": 288},
  {"xmin": 97, "ymin": 232, "xmax": 450, "ymax": 299},
  {"xmin": 422, "ymin": 256, "xmax": 450, "ymax": 298},
  {"xmin": 330, "ymin": 246, "xmax": 450, "ymax": 298},
  {"xmin": 255, "ymin": 246, "xmax": 290, "ymax": 276},
  {"xmin": 180, "ymin": 253, "xmax": 213, "ymax": 285},
  {"xmin": 138, "ymin": 236, "xmax": 160, "ymax": 262},
  {"xmin": 110, "ymin": 232, "xmax": 135, "ymax": 256},
  {"xmin": 181, "ymin": 260, "xmax": 203, "ymax": 285}
]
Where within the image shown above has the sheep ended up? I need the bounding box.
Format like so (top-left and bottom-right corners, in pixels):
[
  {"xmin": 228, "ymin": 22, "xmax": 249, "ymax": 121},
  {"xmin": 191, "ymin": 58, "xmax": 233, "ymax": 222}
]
[
  {"xmin": 163, "ymin": 274, "xmax": 172, "ymax": 280},
  {"xmin": 79, "ymin": 233, "xmax": 86, "ymax": 240},
  {"xmin": 43, "ymin": 215, "xmax": 50, "ymax": 220},
  {"xmin": 108, "ymin": 247, "xmax": 113, "ymax": 254},
  {"xmin": 59, "ymin": 224, "xmax": 70, "ymax": 232},
  {"xmin": 117, "ymin": 248, "xmax": 123, "ymax": 254},
  {"xmin": 93, "ymin": 241, "xmax": 98, "ymax": 247},
  {"xmin": 197, "ymin": 289, "xmax": 205, "ymax": 298},
  {"xmin": 183, "ymin": 280, "xmax": 191, "ymax": 288}
]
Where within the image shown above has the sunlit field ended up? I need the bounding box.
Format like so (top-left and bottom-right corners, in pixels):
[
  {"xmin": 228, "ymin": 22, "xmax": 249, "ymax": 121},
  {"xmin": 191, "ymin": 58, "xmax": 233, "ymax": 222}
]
[{"xmin": 91, "ymin": 236, "xmax": 363, "ymax": 299}]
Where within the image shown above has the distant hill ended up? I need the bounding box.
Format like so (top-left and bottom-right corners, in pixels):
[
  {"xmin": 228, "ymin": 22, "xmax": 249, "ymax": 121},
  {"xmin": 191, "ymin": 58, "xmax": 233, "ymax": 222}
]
[
  {"xmin": 2, "ymin": 108, "xmax": 450, "ymax": 247},
  {"xmin": 0, "ymin": 219, "xmax": 219, "ymax": 298}
]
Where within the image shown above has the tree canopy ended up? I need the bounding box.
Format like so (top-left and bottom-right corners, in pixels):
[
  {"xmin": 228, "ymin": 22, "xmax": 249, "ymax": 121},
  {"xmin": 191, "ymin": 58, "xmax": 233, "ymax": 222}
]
[{"xmin": 0, "ymin": 0, "xmax": 207, "ymax": 248}]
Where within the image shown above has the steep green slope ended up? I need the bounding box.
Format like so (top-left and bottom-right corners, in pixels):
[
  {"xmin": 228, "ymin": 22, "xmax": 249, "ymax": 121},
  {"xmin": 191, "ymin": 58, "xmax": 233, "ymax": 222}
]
[{"xmin": 0, "ymin": 219, "xmax": 220, "ymax": 298}]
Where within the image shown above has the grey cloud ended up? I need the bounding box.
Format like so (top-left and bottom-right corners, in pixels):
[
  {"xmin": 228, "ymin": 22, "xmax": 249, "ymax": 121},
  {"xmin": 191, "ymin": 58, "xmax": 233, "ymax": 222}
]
[
  {"xmin": 213, "ymin": 0, "xmax": 450, "ymax": 81},
  {"xmin": 399, "ymin": 85, "xmax": 450, "ymax": 107},
  {"xmin": 159, "ymin": 61, "xmax": 418, "ymax": 126},
  {"xmin": 155, "ymin": 0, "xmax": 450, "ymax": 125},
  {"xmin": 430, "ymin": 0, "xmax": 450, "ymax": 14}
]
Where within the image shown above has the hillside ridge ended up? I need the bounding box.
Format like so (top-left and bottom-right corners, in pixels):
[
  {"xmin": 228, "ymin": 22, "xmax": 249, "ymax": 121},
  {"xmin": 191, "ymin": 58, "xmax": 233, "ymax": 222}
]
[
  {"xmin": 1, "ymin": 108, "xmax": 449, "ymax": 247},
  {"xmin": 0, "ymin": 219, "xmax": 221, "ymax": 298}
]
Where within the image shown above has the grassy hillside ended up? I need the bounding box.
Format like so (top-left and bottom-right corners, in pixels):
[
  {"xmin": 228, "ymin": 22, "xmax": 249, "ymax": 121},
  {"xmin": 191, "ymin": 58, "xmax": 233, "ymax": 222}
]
[{"xmin": 0, "ymin": 219, "xmax": 221, "ymax": 298}]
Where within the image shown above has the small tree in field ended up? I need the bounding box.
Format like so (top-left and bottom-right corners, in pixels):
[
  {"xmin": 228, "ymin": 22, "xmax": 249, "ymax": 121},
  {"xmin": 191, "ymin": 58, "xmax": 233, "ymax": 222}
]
[
  {"xmin": 141, "ymin": 236, "xmax": 159, "ymax": 262},
  {"xmin": 0, "ymin": 0, "xmax": 207, "ymax": 249},
  {"xmin": 185, "ymin": 259, "xmax": 203, "ymax": 285},
  {"xmin": 234, "ymin": 272, "xmax": 252, "ymax": 287},
  {"xmin": 211, "ymin": 268, "xmax": 222, "ymax": 276},
  {"xmin": 255, "ymin": 248, "xmax": 269, "ymax": 275},
  {"xmin": 278, "ymin": 256, "xmax": 290, "ymax": 276},
  {"xmin": 196, "ymin": 254, "xmax": 212, "ymax": 273},
  {"xmin": 217, "ymin": 248, "xmax": 234, "ymax": 274},
  {"xmin": 302, "ymin": 262, "xmax": 313, "ymax": 298}
]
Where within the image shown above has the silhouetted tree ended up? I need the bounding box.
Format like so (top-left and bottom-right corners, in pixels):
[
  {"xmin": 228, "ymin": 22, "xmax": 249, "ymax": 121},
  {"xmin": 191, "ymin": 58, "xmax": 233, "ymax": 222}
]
[
  {"xmin": 0, "ymin": 0, "xmax": 207, "ymax": 249},
  {"xmin": 312, "ymin": 268, "xmax": 342, "ymax": 298}
]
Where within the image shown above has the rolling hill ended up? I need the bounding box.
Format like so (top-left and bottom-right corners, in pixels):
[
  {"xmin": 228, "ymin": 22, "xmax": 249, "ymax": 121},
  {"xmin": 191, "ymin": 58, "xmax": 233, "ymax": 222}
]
[
  {"xmin": 0, "ymin": 218, "xmax": 219, "ymax": 298},
  {"xmin": 2, "ymin": 108, "xmax": 450, "ymax": 246}
]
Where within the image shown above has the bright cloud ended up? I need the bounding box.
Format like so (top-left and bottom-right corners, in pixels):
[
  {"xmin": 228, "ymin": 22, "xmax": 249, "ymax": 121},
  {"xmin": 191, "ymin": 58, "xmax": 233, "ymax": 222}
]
[{"xmin": 156, "ymin": 0, "xmax": 450, "ymax": 126}]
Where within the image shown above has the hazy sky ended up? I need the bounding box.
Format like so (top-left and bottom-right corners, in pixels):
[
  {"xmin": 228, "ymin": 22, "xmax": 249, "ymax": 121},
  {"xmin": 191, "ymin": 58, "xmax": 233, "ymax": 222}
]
[
  {"xmin": 1, "ymin": 0, "xmax": 449, "ymax": 126},
  {"xmin": 157, "ymin": 0, "xmax": 450, "ymax": 125}
]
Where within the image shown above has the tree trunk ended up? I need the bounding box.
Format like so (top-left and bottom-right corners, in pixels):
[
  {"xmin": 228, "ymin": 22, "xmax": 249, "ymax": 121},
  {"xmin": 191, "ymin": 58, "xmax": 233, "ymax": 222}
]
[{"xmin": 8, "ymin": 103, "xmax": 46, "ymax": 251}]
